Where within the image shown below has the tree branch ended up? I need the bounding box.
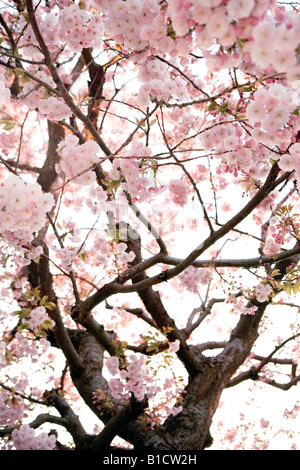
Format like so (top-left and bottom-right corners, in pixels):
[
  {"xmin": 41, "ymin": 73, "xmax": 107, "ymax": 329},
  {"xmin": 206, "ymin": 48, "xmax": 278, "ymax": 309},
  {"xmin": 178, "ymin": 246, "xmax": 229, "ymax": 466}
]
[
  {"xmin": 91, "ymin": 396, "xmax": 147, "ymax": 450},
  {"xmin": 44, "ymin": 390, "xmax": 90, "ymax": 448},
  {"xmin": 160, "ymin": 243, "xmax": 300, "ymax": 270},
  {"xmin": 24, "ymin": 239, "xmax": 83, "ymax": 372},
  {"xmin": 258, "ymin": 375, "xmax": 300, "ymax": 390},
  {"xmin": 0, "ymin": 413, "xmax": 66, "ymax": 438},
  {"xmin": 226, "ymin": 333, "xmax": 300, "ymax": 388}
]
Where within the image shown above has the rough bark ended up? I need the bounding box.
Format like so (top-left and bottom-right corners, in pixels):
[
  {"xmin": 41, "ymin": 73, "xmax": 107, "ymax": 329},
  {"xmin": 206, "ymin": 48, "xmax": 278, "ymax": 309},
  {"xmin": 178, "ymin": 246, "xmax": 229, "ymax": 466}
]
[{"xmin": 37, "ymin": 120, "xmax": 64, "ymax": 193}]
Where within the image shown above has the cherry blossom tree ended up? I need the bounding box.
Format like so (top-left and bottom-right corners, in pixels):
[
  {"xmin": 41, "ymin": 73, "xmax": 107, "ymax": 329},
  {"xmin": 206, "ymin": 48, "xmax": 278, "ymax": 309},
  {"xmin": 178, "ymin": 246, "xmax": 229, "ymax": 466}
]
[{"xmin": 0, "ymin": 0, "xmax": 299, "ymax": 451}]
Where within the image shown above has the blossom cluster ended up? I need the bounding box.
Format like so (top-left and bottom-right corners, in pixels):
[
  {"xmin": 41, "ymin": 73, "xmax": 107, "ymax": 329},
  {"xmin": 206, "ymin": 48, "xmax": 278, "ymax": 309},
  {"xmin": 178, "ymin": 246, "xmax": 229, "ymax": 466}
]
[
  {"xmin": 4, "ymin": 331, "xmax": 51, "ymax": 363},
  {"xmin": 137, "ymin": 59, "xmax": 188, "ymax": 107},
  {"xmin": 11, "ymin": 424, "xmax": 56, "ymax": 450},
  {"xmin": 38, "ymin": 96, "xmax": 72, "ymax": 121},
  {"xmin": 199, "ymin": 121, "xmax": 257, "ymax": 176},
  {"xmin": 52, "ymin": 245, "xmax": 78, "ymax": 273},
  {"xmin": 88, "ymin": 233, "xmax": 111, "ymax": 266},
  {"xmin": 92, "ymin": 389, "xmax": 116, "ymax": 417},
  {"xmin": 262, "ymin": 211, "xmax": 298, "ymax": 257},
  {"xmin": 199, "ymin": 80, "xmax": 300, "ymax": 187},
  {"xmin": 227, "ymin": 285, "xmax": 273, "ymax": 315},
  {"xmin": 248, "ymin": 14, "xmax": 300, "ymax": 84},
  {"xmin": 16, "ymin": 0, "xmax": 300, "ymax": 114},
  {"xmin": 90, "ymin": 0, "xmax": 170, "ymax": 53},
  {"xmin": 280, "ymin": 143, "xmax": 300, "ymax": 186},
  {"xmin": 165, "ymin": 0, "xmax": 300, "ymax": 86},
  {"xmin": 246, "ymin": 84, "xmax": 296, "ymax": 150},
  {"xmin": 86, "ymin": 184, "xmax": 109, "ymax": 216},
  {"xmin": 57, "ymin": 4, "xmax": 104, "ymax": 52},
  {"xmin": 254, "ymin": 282, "xmax": 273, "ymax": 302},
  {"xmin": 178, "ymin": 266, "xmax": 213, "ymax": 294},
  {"xmin": 106, "ymin": 354, "xmax": 157, "ymax": 402},
  {"xmin": 0, "ymin": 174, "xmax": 54, "ymax": 235},
  {"xmin": 227, "ymin": 295, "xmax": 258, "ymax": 316},
  {"xmin": 0, "ymin": 72, "xmax": 10, "ymax": 105},
  {"xmin": 105, "ymin": 350, "xmax": 184, "ymax": 425},
  {"xmin": 87, "ymin": 0, "xmax": 191, "ymax": 107},
  {"xmin": 18, "ymin": 4, "xmax": 103, "ymax": 118},
  {"xmin": 0, "ymin": 231, "xmax": 45, "ymax": 272},
  {"xmin": 56, "ymin": 134, "xmax": 100, "ymax": 185},
  {"xmin": 20, "ymin": 3, "xmax": 104, "ymax": 55},
  {"xmin": 19, "ymin": 67, "xmax": 72, "ymax": 120},
  {"xmin": 263, "ymin": 236, "xmax": 282, "ymax": 257},
  {"xmin": 169, "ymin": 178, "xmax": 191, "ymax": 207},
  {"xmin": 0, "ymin": 391, "xmax": 27, "ymax": 427},
  {"xmin": 25, "ymin": 306, "xmax": 55, "ymax": 334},
  {"xmin": 106, "ymin": 142, "xmax": 151, "ymax": 199},
  {"xmin": 165, "ymin": 0, "xmax": 271, "ymax": 53},
  {"xmin": 113, "ymin": 242, "xmax": 136, "ymax": 265}
]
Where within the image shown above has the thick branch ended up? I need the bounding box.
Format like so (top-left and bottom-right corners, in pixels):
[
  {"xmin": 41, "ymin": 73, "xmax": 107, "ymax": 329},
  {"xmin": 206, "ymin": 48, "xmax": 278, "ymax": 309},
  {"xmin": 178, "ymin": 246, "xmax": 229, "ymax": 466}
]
[
  {"xmin": 37, "ymin": 120, "xmax": 64, "ymax": 193},
  {"xmin": 160, "ymin": 244, "xmax": 300, "ymax": 270},
  {"xmin": 91, "ymin": 396, "xmax": 147, "ymax": 450},
  {"xmin": 120, "ymin": 222, "xmax": 199, "ymax": 375},
  {"xmin": 0, "ymin": 413, "xmax": 66, "ymax": 438},
  {"xmin": 45, "ymin": 390, "xmax": 90, "ymax": 448},
  {"xmin": 258, "ymin": 375, "xmax": 300, "ymax": 390},
  {"xmin": 25, "ymin": 240, "xmax": 83, "ymax": 371},
  {"xmin": 227, "ymin": 333, "xmax": 300, "ymax": 388}
]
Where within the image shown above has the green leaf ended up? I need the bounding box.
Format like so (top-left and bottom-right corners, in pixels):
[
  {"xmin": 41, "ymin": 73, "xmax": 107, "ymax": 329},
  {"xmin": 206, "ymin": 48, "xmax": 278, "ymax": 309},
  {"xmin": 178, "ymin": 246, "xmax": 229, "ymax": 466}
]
[
  {"xmin": 39, "ymin": 295, "xmax": 49, "ymax": 306},
  {"xmin": 39, "ymin": 319, "xmax": 54, "ymax": 330},
  {"xmin": 206, "ymin": 101, "xmax": 218, "ymax": 112},
  {"xmin": 14, "ymin": 68, "xmax": 25, "ymax": 78},
  {"xmin": 292, "ymin": 281, "xmax": 300, "ymax": 294},
  {"xmin": 44, "ymin": 302, "xmax": 55, "ymax": 311},
  {"xmin": 2, "ymin": 122, "xmax": 15, "ymax": 131},
  {"xmin": 271, "ymin": 269, "xmax": 281, "ymax": 278},
  {"xmin": 146, "ymin": 343, "xmax": 159, "ymax": 353},
  {"xmin": 282, "ymin": 283, "xmax": 292, "ymax": 295}
]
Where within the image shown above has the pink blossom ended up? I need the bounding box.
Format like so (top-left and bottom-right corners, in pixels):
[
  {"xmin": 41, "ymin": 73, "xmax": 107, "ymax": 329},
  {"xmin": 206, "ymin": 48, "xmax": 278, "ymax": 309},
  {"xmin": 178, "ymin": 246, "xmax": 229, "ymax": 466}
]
[
  {"xmin": 273, "ymin": 23, "xmax": 300, "ymax": 51},
  {"xmin": 119, "ymin": 251, "xmax": 136, "ymax": 264},
  {"xmin": 246, "ymin": 101, "xmax": 266, "ymax": 123},
  {"xmin": 223, "ymin": 135, "xmax": 239, "ymax": 151},
  {"xmin": 226, "ymin": 0, "xmax": 255, "ymax": 20},
  {"xmin": 206, "ymin": 9, "xmax": 230, "ymax": 39},
  {"xmin": 279, "ymin": 154, "xmax": 296, "ymax": 172},
  {"xmin": 0, "ymin": 391, "xmax": 27, "ymax": 426},
  {"xmin": 290, "ymin": 143, "xmax": 300, "ymax": 158},
  {"xmin": 169, "ymin": 340, "xmax": 180, "ymax": 353},
  {"xmin": 106, "ymin": 356, "xmax": 120, "ymax": 376},
  {"xmin": 0, "ymin": 175, "xmax": 54, "ymax": 236},
  {"xmin": 57, "ymin": 136, "xmax": 100, "ymax": 185},
  {"xmin": 109, "ymin": 377, "xmax": 126, "ymax": 400},
  {"xmin": 179, "ymin": 266, "xmax": 213, "ymax": 294},
  {"xmin": 254, "ymin": 283, "xmax": 273, "ymax": 302},
  {"xmin": 272, "ymin": 50, "xmax": 297, "ymax": 73},
  {"xmin": 11, "ymin": 424, "xmax": 56, "ymax": 450},
  {"xmin": 0, "ymin": 78, "xmax": 10, "ymax": 104},
  {"xmin": 251, "ymin": 20, "xmax": 277, "ymax": 45},
  {"xmin": 169, "ymin": 179, "xmax": 190, "ymax": 207}
]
